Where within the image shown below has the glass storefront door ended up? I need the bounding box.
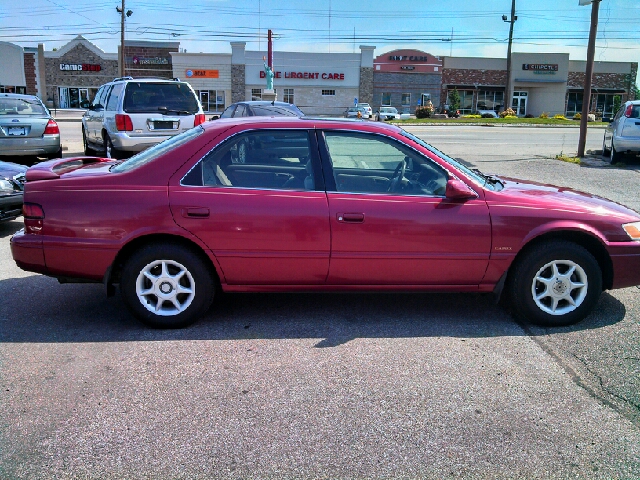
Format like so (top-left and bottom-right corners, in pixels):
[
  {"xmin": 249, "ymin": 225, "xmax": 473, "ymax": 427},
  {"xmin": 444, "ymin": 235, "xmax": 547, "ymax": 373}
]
[
  {"xmin": 58, "ymin": 87, "xmax": 90, "ymax": 108},
  {"xmin": 512, "ymin": 91, "xmax": 528, "ymax": 116}
]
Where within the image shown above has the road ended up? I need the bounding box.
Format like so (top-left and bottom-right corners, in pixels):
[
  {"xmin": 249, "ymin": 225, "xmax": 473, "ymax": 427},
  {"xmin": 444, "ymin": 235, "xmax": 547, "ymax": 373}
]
[{"xmin": 1, "ymin": 123, "xmax": 639, "ymax": 478}]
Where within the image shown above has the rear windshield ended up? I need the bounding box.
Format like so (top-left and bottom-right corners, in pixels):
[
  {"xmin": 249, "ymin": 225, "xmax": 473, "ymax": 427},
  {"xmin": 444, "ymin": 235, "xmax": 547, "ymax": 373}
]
[
  {"xmin": 123, "ymin": 82, "xmax": 199, "ymax": 114},
  {"xmin": 251, "ymin": 105, "xmax": 301, "ymax": 116},
  {"xmin": 0, "ymin": 97, "xmax": 47, "ymax": 115}
]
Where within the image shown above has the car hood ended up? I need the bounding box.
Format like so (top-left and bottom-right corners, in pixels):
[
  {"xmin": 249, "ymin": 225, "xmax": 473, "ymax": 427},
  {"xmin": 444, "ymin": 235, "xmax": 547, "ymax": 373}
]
[
  {"xmin": 0, "ymin": 161, "xmax": 28, "ymax": 179},
  {"xmin": 493, "ymin": 176, "xmax": 640, "ymax": 221}
]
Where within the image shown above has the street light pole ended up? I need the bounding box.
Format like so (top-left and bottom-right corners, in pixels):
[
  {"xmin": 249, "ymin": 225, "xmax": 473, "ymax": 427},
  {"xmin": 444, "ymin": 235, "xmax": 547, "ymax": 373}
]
[
  {"xmin": 117, "ymin": 0, "xmax": 132, "ymax": 77},
  {"xmin": 504, "ymin": 0, "xmax": 517, "ymax": 113},
  {"xmin": 577, "ymin": 0, "xmax": 601, "ymax": 158}
]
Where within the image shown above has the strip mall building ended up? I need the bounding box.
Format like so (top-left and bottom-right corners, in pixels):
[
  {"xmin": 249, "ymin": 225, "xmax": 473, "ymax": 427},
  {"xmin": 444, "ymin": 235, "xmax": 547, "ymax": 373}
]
[{"xmin": 1, "ymin": 38, "xmax": 636, "ymax": 119}]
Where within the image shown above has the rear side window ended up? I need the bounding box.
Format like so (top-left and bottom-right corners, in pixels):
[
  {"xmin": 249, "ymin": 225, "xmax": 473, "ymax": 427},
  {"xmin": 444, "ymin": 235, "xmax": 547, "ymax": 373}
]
[
  {"xmin": 123, "ymin": 82, "xmax": 199, "ymax": 114},
  {"xmin": 105, "ymin": 83, "xmax": 123, "ymax": 111}
]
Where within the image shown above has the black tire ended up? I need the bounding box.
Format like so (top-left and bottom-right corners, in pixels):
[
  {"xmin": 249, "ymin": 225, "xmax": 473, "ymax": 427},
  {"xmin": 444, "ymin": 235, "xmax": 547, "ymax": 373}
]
[
  {"xmin": 46, "ymin": 147, "xmax": 63, "ymax": 160},
  {"xmin": 120, "ymin": 243, "xmax": 216, "ymax": 328},
  {"xmin": 83, "ymin": 128, "xmax": 95, "ymax": 156},
  {"xmin": 601, "ymin": 136, "xmax": 610, "ymax": 156},
  {"xmin": 610, "ymin": 141, "xmax": 623, "ymax": 164},
  {"xmin": 507, "ymin": 241, "xmax": 602, "ymax": 327},
  {"xmin": 103, "ymin": 133, "xmax": 122, "ymax": 160}
]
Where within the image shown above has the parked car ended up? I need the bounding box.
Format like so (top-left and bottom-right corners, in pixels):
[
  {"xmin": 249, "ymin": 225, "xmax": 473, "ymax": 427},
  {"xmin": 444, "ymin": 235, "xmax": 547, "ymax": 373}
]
[
  {"xmin": 216, "ymin": 101, "xmax": 303, "ymax": 120},
  {"xmin": 344, "ymin": 106, "xmax": 367, "ymax": 119},
  {"xmin": 477, "ymin": 109, "xmax": 499, "ymax": 118},
  {"xmin": 356, "ymin": 103, "xmax": 373, "ymax": 118},
  {"xmin": 0, "ymin": 160, "xmax": 27, "ymax": 222},
  {"xmin": 11, "ymin": 118, "xmax": 640, "ymax": 329},
  {"xmin": 375, "ymin": 107, "xmax": 400, "ymax": 121},
  {"xmin": 602, "ymin": 100, "xmax": 640, "ymax": 164},
  {"xmin": 0, "ymin": 93, "xmax": 62, "ymax": 162},
  {"xmin": 82, "ymin": 77, "xmax": 205, "ymax": 159}
]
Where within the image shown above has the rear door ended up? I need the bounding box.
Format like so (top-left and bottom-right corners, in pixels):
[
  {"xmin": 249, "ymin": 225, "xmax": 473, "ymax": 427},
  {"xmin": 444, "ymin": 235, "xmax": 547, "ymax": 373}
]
[
  {"xmin": 318, "ymin": 130, "xmax": 492, "ymax": 286},
  {"xmin": 169, "ymin": 128, "xmax": 331, "ymax": 286}
]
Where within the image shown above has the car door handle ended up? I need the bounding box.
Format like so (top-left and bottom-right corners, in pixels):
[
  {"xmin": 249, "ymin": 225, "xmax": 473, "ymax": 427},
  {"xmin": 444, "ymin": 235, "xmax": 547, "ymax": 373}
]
[
  {"xmin": 337, "ymin": 213, "xmax": 365, "ymax": 223},
  {"xmin": 182, "ymin": 207, "xmax": 210, "ymax": 218}
]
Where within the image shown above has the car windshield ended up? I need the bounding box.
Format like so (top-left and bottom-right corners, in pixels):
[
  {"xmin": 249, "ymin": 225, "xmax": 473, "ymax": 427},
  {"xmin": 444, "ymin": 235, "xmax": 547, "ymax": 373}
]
[
  {"xmin": 400, "ymin": 129, "xmax": 498, "ymax": 191},
  {"xmin": 251, "ymin": 105, "xmax": 301, "ymax": 116},
  {"xmin": 111, "ymin": 126, "xmax": 203, "ymax": 173},
  {"xmin": 0, "ymin": 98, "xmax": 47, "ymax": 115},
  {"xmin": 123, "ymin": 82, "xmax": 199, "ymax": 114}
]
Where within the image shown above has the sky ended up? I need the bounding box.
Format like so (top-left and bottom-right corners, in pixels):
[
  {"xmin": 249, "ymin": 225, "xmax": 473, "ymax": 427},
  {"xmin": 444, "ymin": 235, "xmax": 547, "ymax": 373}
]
[{"xmin": 1, "ymin": 0, "xmax": 638, "ymax": 82}]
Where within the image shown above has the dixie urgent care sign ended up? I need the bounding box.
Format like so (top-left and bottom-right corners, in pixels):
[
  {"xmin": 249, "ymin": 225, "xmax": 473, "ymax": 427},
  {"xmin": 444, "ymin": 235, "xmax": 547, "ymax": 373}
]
[{"xmin": 260, "ymin": 71, "xmax": 345, "ymax": 80}]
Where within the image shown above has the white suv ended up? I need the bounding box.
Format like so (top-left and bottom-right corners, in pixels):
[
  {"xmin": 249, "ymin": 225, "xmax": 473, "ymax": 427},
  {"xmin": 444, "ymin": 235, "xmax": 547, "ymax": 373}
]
[{"xmin": 82, "ymin": 77, "xmax": 205, "ymax": 159}]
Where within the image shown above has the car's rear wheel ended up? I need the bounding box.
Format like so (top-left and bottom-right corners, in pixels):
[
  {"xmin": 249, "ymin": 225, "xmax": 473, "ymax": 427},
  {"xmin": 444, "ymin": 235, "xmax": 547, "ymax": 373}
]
[
  {"xmin": 120, "ymin": 243, "xmax": 216, "ymax": 328},
  {"xmin": 610, "ymin": 141, "xmax": 623, "ymax": 164},
  {"xmin": 602, "ymin": 135, "xmax": 610, "ymax": 156},
  {"xmin": 103, "ymin": 133, "xmax": 122, "ymax": 160},
  {"xmin": 508, "ymin": 241, "xmax": 602, "ymax": 327}
]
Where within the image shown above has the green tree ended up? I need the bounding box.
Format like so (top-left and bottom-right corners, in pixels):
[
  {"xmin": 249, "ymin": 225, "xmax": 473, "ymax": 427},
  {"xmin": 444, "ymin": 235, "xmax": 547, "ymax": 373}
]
[
  {"xmin": 448, "ymin": 88, "xmax": 461, "ymax": 112},
  {"xmin": 612, "ymin": 95, "xmax": 622, "ymax": 115},
  {"xmin": 633, "ymin": 82, "xmax": 639, "ymax": 101}
]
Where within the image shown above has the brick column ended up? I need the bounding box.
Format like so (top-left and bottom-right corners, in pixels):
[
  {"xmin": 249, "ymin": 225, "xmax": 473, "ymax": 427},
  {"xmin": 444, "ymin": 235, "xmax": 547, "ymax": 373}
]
[{"xmin": 231, "ymin": 42, "xmax": 246, "ymax": 103}]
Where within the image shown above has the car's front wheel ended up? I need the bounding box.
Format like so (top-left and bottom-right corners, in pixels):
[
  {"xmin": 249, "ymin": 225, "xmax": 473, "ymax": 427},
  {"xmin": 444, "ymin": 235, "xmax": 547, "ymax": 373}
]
[
  {"xmin": 120, "ymin": 243, "xmax": 216, "ymax": 328},
  {"xmin": 508, "ymin": 241, "xmax": 602, "ymax": 327}
]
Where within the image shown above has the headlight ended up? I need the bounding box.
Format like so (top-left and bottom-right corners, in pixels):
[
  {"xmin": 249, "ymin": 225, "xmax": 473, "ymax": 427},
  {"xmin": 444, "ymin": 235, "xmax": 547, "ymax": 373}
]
[
  {"xmin": 622, "ymin": 222, "xmax": 640, "ymax": 241},
  {"xmin": 0, "ymin": 179, "xmax": 14, "ymax": 194}
]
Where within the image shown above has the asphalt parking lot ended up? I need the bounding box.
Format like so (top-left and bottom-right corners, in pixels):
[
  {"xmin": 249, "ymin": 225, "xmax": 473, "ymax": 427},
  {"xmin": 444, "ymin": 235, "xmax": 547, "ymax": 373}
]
[{"xmin": 1, "ymin": 122, "xmax": 639, "ymax": 478}]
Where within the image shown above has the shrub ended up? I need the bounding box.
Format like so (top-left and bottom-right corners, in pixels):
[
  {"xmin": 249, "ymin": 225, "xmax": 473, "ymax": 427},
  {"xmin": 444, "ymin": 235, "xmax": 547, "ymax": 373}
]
[
  {"xmin": 539, "ymin": 112, "xmax": 549, "ymax": 119},
  {"xmin": 463, "ymin": 114, "xmax": 481, "ymax": 118},
  {"xmin": 573, "ymin": 113, "xmax": 581, "ymax": 120},
  {"xmin": 553, "ymin": 114, "xmax": 567, "ymax": 120},
  {"xmin": 415, "ymin": 105, "xmax": 434, "ymax": 119},
  {"xmin": 481, "ymin": 113, "xmax": 495, "ymax": 118},
  {"xmin": 499, "ymin": 108, "xmax": 516, "ymax": 118}
]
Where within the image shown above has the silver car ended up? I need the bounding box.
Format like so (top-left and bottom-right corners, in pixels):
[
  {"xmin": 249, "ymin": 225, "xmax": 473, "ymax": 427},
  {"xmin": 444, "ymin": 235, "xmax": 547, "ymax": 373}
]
[
  {"xmin": 603, "ymin": 100, "xmax": 640, "ymax": 163},
  {"xmin": 82, "ymin": 77, "xmax": 205, "ymax": 159},
  {"xmin": 0, "ymin": 93, "xmax": 62, "ymax": 162}
]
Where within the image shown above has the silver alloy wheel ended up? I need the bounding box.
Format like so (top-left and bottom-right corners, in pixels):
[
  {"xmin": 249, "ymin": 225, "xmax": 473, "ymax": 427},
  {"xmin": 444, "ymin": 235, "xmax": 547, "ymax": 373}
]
[
  {"xmin": 135, "ymin": 259, "xmax": 196, "ymax": 316},
  {"xmin": 531, "ymin": 259, "xmax": 588, "ymax": 315}
]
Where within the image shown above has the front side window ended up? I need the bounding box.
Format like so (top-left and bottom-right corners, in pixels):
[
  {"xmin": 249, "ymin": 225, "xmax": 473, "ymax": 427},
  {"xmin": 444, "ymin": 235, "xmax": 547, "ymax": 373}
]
[
  {"xmin": 182, "ymin": 130, "xmax": 315, "ymax": 191},
  {"xmin": 323, "ymin": 131, "xmax": 448, "ymax": 196}
]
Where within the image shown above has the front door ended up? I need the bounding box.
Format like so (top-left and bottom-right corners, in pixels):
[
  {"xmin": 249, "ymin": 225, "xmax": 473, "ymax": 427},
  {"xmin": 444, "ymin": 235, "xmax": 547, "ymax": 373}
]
[
  {"xmin": 319, "ymin": 130, "xmax": 491, "ymax": 286},
  {"xmin": 58, "ymin": 87, "xmax": 70, "ymax": 108},
  {"xmin": 512, "ymin": 91, "xmax": 528, "ymax": 116},
  {"xmin": 169, "ymin": 128, "xmax": 331, "ymax": 286},
  {"xmin": 199, "ymin": 91, "xmax": 210, "ymax": 112}
]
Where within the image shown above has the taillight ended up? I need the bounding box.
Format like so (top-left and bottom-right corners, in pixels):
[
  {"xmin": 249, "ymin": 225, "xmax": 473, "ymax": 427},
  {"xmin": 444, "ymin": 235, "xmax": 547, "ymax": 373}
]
[
  {"xmin": 43, "ymin": 119, "xmax": 60, "ymax": 135},
  {"xmin": 194, "ymin": 113, "xmax": 206, "ymax": 126},
  {"xmin": 115, "ymin": 114, "xmax": 133, "ymax": 131},
  {"xmin": 23, "ymin": 202, "xmax": 44, "ymax": 234},
  {"xmin": 23, "ymin": 202, "xmax": 45, "ymax": 219},
  {"xmin": 624, "ymin": 104, "xmax": 633, "ymax": 117}
]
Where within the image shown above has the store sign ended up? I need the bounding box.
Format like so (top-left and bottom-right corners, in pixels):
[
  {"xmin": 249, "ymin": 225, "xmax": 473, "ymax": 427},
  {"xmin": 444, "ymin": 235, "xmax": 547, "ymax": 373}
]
[
  {"xmin": 59, "ymin": 63, "xmax": 102, "ymax": 72},
  {"xmin": 185, "ymin": 69, "xmax": 219, "ymax": 78},
  {"xmin": 389, "ymin": 55, "xmax": 430, "ymax": 61},
  {"xmin": 523, "ymin": 63, "xmax": 558, "ymax": 73},
  {"xmin": 260, "ymin": 71, "xmax": 345, "ymax": 80},
  {"xmin": 132, "ymin": 56, "xmax": 169, "ymax": 65}
]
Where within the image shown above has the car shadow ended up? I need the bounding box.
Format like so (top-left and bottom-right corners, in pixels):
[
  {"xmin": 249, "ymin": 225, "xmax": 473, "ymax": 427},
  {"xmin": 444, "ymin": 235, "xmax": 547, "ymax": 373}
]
[
  {"xmin": 0, "ymin": 219, "xmax": 23, "ymax": 238},
  {"xmin": 0, "ymin": 275, "xmax": 627, "ymax": 346}
]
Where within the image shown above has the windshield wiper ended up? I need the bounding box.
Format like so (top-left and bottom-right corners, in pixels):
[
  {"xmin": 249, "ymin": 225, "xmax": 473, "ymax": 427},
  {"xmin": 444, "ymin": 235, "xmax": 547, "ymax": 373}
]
[{"xmin": 157, "ymin": 107, "xmax": 191, "ymax": 115}]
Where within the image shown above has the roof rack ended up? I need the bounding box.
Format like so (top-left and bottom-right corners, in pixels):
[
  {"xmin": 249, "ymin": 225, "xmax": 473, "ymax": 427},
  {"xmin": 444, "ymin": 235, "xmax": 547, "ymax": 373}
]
[{"xmin": 112, "ymin": 76, "xmax": 134, "ymax": 82}]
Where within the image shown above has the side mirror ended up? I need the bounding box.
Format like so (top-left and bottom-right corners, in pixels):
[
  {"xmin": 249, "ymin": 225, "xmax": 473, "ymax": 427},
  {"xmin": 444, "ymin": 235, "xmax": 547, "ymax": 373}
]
[
  {"xmin": 445, "ymin": 178, "xmax": 478, "ymax": 200},
  {"xmin": 210, "ymin": 115, "xmax": 220, "ymax": 120}
]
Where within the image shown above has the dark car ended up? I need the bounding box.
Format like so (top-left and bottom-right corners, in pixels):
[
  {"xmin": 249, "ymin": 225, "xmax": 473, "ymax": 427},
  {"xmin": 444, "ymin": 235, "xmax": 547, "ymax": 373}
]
[
  {"xmin": 11, "ymin": 118, "xmax": 640, "ymax": 329},
  {"xmin": 0, "ymin": 160, "xmax": 27, "ymax": 221},
  {"xmin": 215, "ymin": 101, "xmax": 304, "ymax": 120}
]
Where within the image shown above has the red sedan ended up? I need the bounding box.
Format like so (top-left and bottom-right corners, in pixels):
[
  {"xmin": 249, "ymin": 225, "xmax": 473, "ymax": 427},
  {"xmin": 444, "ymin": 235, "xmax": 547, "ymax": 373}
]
[{"xmin": 11, "ymin": 118, "xmax": 640, "ymax": 328}]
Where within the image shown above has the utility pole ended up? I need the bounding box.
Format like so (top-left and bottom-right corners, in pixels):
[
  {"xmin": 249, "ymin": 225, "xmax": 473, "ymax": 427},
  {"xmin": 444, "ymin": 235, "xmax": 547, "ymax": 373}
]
[
  {"xmin": 577, "ymin": 0, "xmax": 601, "ymax": 158},
  {"xmin": 117, "ymin": 0, "xmax": 132, "ymax": 77},
  {"xmin": 503, "ymin": 0, "xmax": 517, "ymax": 112}
]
